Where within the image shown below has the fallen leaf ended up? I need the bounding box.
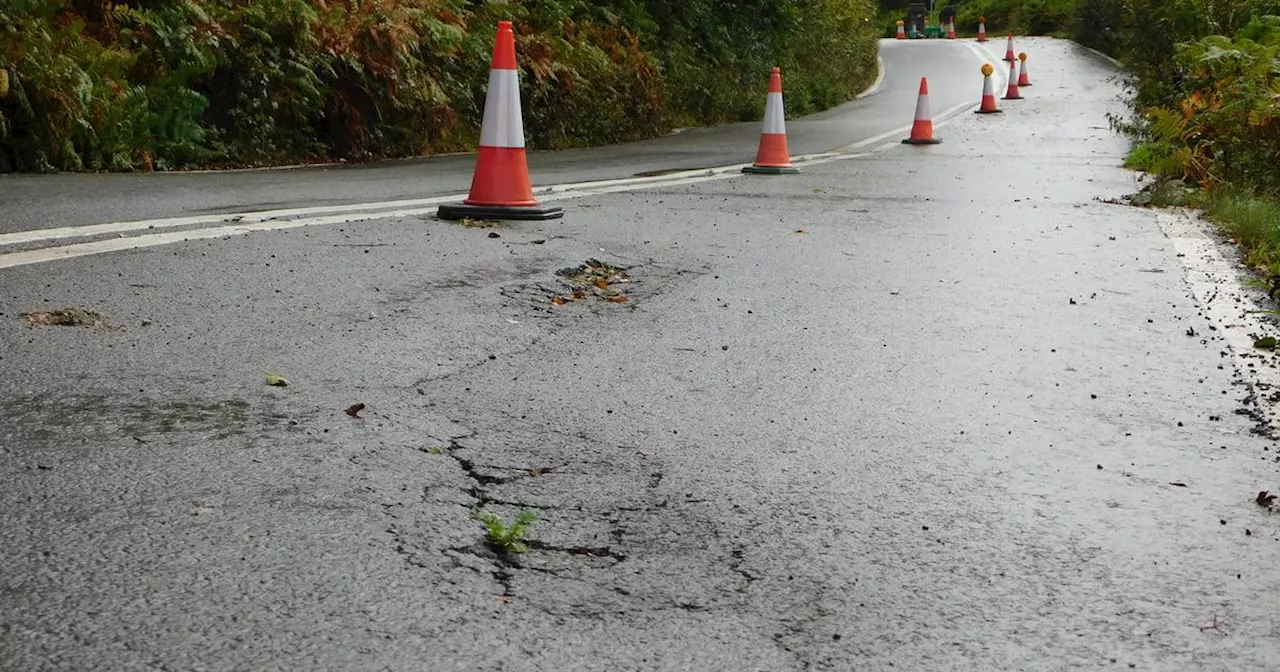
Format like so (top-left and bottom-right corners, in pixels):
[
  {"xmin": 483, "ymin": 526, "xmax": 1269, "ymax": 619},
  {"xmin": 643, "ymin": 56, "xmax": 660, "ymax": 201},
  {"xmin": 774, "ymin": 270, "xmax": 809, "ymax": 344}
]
[
  {"xmin": 594, "ymin": 279, "xmax": 610, "ymax": 290},
  {"xmin": 606, "ymin": 295, "xmax": 629, "ymax": 303},
  {"xmin": 264, "ymin": 372, "xmax": 289, "ymax": 387},
  {"xmin": 1256, "ymin": 491, "xmax": 1276, "ymax": 507},
  {"xmin": 531, "ymin": 239, "xmax": 546, "ymax": 245},
  {"xmin": 794, "ymin": 229, "xmax": 807, "ymax": 234},
  {"xmin": 345, "ymin": 403, "xmax": 366, "ymax": 418},
  {"xmin": 570, "ymin": 290, "xmax": 587, "ymax": 300},
  {"xmin": 551, "ymin": 296, "xmax": 568, "ymax": 305},
  {"xmin": 1169, "ymin": 482, "xmax": 1188, "ymax": 487},
  {"xmin": 488, "ymin": 232, "xmax": 501, "ymax": 239},
  {"xmin": 1256, "ymin": 337, "xmax": 1277, "ymax": 350}
]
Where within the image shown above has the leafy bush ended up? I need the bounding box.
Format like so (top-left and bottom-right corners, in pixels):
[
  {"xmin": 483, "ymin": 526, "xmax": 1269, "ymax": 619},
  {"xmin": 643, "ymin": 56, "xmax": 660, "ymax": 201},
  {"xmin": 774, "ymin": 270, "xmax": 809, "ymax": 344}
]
[{"xmin": 1133, "ymin": 17, "xmax": 1280, "ymax": 192}]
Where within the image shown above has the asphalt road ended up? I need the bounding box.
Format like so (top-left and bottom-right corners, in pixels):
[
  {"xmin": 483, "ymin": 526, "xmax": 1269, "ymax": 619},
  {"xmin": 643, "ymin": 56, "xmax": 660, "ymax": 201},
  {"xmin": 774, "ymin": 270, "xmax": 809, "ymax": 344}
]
[{"xmin": 4, "ymin": 38, "xmax": 1280, "ymax": 671}]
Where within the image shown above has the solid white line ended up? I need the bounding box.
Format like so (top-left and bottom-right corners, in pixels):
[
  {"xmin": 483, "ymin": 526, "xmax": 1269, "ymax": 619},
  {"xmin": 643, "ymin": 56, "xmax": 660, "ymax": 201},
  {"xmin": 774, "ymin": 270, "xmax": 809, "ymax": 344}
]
[
  {"xmin": 857, "ymin": 55, "xmax": 888, "ymax": 99},
  {"xmin": 0, "ymin": 195, "xmax": 462, "ymax": 248}
]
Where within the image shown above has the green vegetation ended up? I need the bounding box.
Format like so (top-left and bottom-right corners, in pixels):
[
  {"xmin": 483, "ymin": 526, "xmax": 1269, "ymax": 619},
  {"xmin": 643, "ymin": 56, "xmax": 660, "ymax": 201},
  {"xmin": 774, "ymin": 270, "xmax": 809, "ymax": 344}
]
[
  {"xmin": 0, "ymin": 0, "xmax": 880, "ymax": 172},
  {"xmin": 475, "ymin": 509, "xmax": 536, "ymax": 554}
]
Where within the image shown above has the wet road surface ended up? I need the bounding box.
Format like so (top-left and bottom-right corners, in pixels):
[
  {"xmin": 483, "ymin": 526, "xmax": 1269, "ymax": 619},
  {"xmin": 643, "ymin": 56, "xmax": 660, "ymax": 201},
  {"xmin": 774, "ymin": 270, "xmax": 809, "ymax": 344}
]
[{"xmin": 3, "ymin": 38, "xmax": 1280, "ymax": 670}]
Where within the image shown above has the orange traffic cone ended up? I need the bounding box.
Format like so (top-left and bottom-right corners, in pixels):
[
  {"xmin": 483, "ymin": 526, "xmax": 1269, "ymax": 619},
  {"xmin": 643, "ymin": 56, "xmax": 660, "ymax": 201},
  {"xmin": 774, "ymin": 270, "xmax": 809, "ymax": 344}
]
[
  {"xmin": 1003, "ymin": 59, "xmax": 1023, "ymax": 100},
  {"xmin": 902, "ymin": 77, "xmax": 941, "ymax": 145},
  {"xmin": 1017, "ymin": 52, "xmax": 1032, "ymax": 86},
  {"xmin": 896, "ymin": 20, "xmax": 906, "ymax": 39},
  {"xmin": 946, "ymin": 19, "xmax": 956, "ymax": 39},
  {"xmin": 743, "ymin": 68, "xmax": 799, "ymax": 174},
  {"xmin": 975, "ymin": 63, "xmax": 1002, "ymax": 114},
  {"xmin": 977, "ymin": 17, "xmax": 989, "ymax": 42},
  {"xmin": 1003, "ymin": 33, "xmax": 1016, "ymax": 61},
  {"xmin": 438, "ymin": 21, "xmax": 562, "ymax": 221}
]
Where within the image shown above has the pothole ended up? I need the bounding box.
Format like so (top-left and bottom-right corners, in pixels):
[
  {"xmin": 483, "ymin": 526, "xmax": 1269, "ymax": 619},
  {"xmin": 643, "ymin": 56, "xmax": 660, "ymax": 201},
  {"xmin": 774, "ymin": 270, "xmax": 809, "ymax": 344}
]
[
  {"xmin": 550, "ymin": 258, "xmax": 632, "ymax": 305},
  {"xmin": 21, "ymin": 307, "xmax": 111, "ymax": 329}
]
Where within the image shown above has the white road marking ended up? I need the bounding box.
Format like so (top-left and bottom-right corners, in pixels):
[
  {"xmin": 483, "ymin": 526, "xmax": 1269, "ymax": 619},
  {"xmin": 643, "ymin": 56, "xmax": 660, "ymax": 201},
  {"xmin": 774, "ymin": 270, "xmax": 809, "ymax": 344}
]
[{"xmin": 0, "ymin": 196, "xmax": 462, "ymax": 248}]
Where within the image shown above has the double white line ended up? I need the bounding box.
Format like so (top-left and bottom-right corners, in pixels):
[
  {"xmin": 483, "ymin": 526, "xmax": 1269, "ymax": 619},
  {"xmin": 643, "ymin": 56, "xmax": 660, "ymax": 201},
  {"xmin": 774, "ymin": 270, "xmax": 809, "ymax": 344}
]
[{"xmin": 0, "ymin": 168, "xmax": 752, "ymax": 271}]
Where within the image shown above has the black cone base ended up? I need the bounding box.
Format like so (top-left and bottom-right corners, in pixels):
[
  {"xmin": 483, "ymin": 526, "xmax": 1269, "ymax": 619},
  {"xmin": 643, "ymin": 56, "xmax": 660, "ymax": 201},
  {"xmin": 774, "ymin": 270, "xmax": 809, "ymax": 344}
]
[
  {"xmin": 902, "ymin": 138, "xmax": 942, "ymax": 145},
  {"xmin": 975, "ymin": 108, "xmax": 1004, "ymax": 114},
  {"xmin": 742, "ymin": 165, "xmax": 800, "ymax": 175},
  {"xmin": 437, "ymin": 202, "xmax": 563, "ymax": 221}
]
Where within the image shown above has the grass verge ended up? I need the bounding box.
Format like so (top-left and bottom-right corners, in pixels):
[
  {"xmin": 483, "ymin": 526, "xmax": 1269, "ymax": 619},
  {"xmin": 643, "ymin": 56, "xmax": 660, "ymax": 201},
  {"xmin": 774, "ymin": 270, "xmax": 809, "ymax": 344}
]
[{"xmin": 1127, "ymin": 143, "xmax": 1280, "ymax": 278}]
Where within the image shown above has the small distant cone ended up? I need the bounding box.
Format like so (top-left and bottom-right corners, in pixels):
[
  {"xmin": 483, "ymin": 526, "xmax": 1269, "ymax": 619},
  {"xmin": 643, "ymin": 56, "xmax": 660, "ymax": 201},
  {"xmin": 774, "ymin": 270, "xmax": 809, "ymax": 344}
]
[
  {"xmin": 896, "ymin": 20, "xmax": 906, "ymax": 39},
  {"xmin": 1018, "ymin": 52, "xmax": 1032, "ymax": 86},
  {"xmin": 946, "ymin": 19, "xmax": 956, "ymax": 39},
  {"xmin": 1003, "ymin": 59, "xmax": 1023, "ymax": 100},
  {"xmin": 438, "ymin": 21, "xmax": 562, "ymax": 221},
  {"xmin": 1003, "ymin": 33, "xmax": 1016, "ymax": 61},
  {"xmin": 975, "ymin": 64, "xmax": 1003, "ymax": 114},
  {"xmin": 977, "ymin": 17, "xmax": 989, "ymax": 42},
  {"xmin": 743, "ymin": 68, "xmax": 799, "ymax": 174},
  {"xmin": 902, "ymin": 77, "xmax": 941, "ymax": 145}
]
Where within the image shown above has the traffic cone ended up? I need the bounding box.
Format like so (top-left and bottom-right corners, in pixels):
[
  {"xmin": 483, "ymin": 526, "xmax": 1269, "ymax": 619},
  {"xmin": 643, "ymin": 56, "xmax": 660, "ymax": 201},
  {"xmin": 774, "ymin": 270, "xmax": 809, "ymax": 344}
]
[
  {"xmin": 743, "ymin": 68, "xmax": 799, "ymax": 174},
  {"xmin": 438, "ymin": 21, "xmax": 562, "ymax": 221},
  {"xmin": 902, "ymin": 77, "xmax": 941, "ymax": 145},
  {"xmin": 1003, "ymin": 59, "xmax": 1023, "ymax": 100},
  {"xmin": 896, "ymin": 20, "xmax": 906, "ymax": 40},
  {"xmin": 1018, "ymin": 52, "xmax": 1032, "ymax": 86},
  {"xmin": 977, "ymin": 17, "xmax": 989, "ymax": 42},
  {"xmin": 975, "ymin": 63, "xmax": 1002, "ymax": 114},
  {"xmin": 1003, "ymin": 33, "xmax": 1016, "ymax": 61},
  {"xmin": 946, "ymin": 19, "xmax": 956, "ymax": 39}
]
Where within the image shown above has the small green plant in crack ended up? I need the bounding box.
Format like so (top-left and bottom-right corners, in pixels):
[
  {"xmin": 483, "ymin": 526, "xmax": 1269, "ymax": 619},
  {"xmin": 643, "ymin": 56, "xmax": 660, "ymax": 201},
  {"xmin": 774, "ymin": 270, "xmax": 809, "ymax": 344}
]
[{"xmin": 475, "ymin": 509, "xmax": 537, "ymax": 554}]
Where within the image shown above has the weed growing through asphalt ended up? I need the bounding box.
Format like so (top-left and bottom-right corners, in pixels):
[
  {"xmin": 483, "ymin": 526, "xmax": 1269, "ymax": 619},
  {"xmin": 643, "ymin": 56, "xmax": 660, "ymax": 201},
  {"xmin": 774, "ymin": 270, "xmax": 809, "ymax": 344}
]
[{"xmin": 475, "ymin": 509, "xmax": 537, "ymax": 554}]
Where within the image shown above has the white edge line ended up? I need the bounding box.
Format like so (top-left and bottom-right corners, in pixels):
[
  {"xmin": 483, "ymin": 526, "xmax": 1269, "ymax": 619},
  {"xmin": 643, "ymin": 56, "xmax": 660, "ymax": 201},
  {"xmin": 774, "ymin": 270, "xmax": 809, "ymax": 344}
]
[{"xmin": 856, "ymin": 56, "xmax": 888, "ymax": 100}]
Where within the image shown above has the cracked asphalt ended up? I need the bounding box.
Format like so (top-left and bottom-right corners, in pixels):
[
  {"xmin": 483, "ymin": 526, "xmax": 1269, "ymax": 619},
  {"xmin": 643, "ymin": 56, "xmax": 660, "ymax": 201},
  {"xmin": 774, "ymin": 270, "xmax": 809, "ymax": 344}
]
[{"xmin": 4, "ymin": 38, "xmax": 1280, "ymax": 670}]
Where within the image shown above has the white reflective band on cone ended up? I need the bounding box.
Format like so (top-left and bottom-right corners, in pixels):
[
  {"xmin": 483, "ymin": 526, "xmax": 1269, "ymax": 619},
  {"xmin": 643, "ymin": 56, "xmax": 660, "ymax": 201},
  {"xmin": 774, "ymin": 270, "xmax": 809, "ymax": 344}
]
[
  {"xmin": 762, "ymin": 92, "xmax": 786, "ymax": 134},
  {"xmin": 914, "ymin": 93, "xmax": 931, "ymax": 121},
  {"xmin": 983, "ymin": 75, "xmax": 994, "ymax": 97},
  {"xmin": 479, "ymin": 69, "xmax": 525, "ymax": 148}
]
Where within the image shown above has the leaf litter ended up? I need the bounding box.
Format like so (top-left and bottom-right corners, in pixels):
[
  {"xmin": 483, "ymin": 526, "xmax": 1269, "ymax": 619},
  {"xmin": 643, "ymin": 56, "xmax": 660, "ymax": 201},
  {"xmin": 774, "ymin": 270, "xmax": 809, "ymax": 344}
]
[
  {"xmin": 22, "ymin": 308, "xmax": 110, "ymax": 329},
  {"xmin": 550, "ymin": 259, "xmax": 632, "ymax": 306}
]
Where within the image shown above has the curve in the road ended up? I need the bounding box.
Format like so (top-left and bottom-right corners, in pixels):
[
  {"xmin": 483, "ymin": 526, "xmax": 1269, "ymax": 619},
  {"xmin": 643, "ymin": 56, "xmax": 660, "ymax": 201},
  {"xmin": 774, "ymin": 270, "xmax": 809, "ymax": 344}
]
[{"xmin": 1, "ymin": 39, "xmax": 1003, "ymax": 239}]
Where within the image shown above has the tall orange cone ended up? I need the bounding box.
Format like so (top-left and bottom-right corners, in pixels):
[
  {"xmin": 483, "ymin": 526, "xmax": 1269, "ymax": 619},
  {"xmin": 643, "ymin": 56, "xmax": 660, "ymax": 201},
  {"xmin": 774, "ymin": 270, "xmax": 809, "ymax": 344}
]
[
  {"xmin": 1017, "ymin": 52, "xmax": 1033, "ymax": 86},
  {"xmin": 977, "ymin": 17, "xmax": 989, "ymax": 42},
  {"xmin": 896, "ymin": 20, "xmax": 906, "ymax": 40},
  {"xmin": 902, "ymin": 77, "xmax": 941, "ymax": 145},
  {"xmin": 946, "ymin": 19, "xmax": 956, "ymax": 39},
  {"xmin": 1003, "ymin": 33, "xmax": 1016, "ymax": 61},
  {"xmin": 438, "ymin": 21, "xmax": 562, "ymax": 221},
  {"xmin": 975, "ymin": 63, "xmax": 1002, "ymax": 114},
  {"xmin": 1003, "ymin": 59, "xmax": 1023, "ymax": 100},
  {"xmin": 743, "ymin": 68, "xmax": 799, "ymax": 175}
]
